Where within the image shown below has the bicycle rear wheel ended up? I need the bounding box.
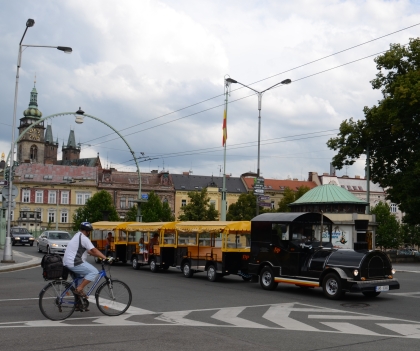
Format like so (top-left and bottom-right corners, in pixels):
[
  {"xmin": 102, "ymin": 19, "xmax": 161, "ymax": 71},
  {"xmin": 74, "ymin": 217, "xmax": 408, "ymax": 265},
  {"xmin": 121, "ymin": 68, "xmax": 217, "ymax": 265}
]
[
  {"xmin": 39, "ymin": 280, "xmax": 76, "ymax": 321},
  {"xmin": 95, "ymin": 279, "xmax": 132, "ymax": 316}
]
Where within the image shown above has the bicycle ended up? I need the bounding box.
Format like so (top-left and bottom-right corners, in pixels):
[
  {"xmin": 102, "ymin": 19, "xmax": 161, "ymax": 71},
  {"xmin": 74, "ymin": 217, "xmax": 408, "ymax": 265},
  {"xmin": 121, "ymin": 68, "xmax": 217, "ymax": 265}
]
[{"xmin": 39, "ymin": 258, "xmax": 132, "ymax": 321}]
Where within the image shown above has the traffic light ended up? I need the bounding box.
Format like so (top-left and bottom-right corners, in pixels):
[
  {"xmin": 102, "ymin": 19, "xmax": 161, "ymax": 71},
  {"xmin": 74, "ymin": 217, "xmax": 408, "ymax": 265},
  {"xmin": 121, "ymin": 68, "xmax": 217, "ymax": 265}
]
[{"xmin": 4, "ymin": 167, "xmax": 10, "ymax": 181}]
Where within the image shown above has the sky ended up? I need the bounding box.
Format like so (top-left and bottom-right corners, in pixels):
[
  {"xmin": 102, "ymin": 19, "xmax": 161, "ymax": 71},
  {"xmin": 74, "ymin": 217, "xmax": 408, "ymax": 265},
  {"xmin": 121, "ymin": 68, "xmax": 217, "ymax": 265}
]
[{"xmin": 1, "ymin": 0, "xmax": 419, "ymax": 181}]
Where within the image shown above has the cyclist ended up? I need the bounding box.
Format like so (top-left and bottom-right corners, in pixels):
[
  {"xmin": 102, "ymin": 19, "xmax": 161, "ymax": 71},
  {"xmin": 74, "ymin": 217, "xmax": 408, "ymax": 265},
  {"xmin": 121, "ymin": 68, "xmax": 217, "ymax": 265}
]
[{"xmin": 63, "ymin": 222, "xmax": 107, "ymax": 298}]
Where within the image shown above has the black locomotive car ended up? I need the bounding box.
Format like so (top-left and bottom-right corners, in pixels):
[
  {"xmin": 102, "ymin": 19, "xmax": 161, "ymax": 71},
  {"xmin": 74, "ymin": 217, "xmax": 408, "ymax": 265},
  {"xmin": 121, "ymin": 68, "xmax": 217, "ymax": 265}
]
[{"xmin": 248, "ymin": 213, "xmax": 399, "ymax": 299}]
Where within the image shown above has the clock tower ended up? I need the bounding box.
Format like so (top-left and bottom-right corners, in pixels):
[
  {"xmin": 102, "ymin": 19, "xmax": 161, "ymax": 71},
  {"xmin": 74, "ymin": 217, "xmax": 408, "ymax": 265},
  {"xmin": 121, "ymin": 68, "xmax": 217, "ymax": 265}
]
[{"xmin": 17, "ymin": 83, "xmax": 46, "ymax": 163}]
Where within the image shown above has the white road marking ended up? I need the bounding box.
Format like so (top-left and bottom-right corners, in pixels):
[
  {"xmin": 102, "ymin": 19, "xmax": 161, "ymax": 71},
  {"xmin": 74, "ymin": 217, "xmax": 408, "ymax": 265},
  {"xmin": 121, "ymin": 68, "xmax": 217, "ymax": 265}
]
[
  {"xmin": 262, "ymin": 303, "xmax": 320, "ymax": 331},
  {"xmin": 321, "ymin": 322, "xmax": 380, "ymax": 335},
  {"xmin": 0, "ymin": 300, "xmax": 420, "ymax": 341},
  {"xmin": 211, "ymin": 306, "xmax": 267, "ymax": 328},
  {"xmin": 156, "ymin": 311, "xmax": 215, "ymax": 326},
  {"xmin": 378, "ymin": 324, "xmax": 420, "ymax": 338},
  {"xmin": 308, "ymin": 315, "xmax": 392, "ymax": 320}
]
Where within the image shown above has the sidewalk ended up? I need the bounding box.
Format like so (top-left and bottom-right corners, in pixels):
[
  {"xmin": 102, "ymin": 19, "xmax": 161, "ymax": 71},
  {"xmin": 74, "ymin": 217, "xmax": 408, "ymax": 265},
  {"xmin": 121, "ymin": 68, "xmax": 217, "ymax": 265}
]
[{"xmin": 0, "ymin": 248, "xmax": 42, "ymax": 273}]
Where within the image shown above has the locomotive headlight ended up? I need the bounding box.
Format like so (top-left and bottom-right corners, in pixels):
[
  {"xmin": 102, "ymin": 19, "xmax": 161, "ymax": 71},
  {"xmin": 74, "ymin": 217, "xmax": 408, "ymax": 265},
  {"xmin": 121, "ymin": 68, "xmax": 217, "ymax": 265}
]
[
  {"xmin": 353, "ymin": 269, "xmax": 359, "ymax": 277},
  {"xmin": 392, "ymin": 269, "xmax": 396, "ymax": 274}
]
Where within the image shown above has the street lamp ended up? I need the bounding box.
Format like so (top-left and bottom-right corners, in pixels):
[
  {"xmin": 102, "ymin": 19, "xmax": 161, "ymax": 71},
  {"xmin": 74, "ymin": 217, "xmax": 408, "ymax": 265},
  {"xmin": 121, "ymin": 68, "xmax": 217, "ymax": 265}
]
[
  {"xmin": 226, "ymin": 77, "xmax": 291, "ymax": 215},
  {"xmin": 2, "ymin": 19, "xmax": 72, "ymax": 263}
]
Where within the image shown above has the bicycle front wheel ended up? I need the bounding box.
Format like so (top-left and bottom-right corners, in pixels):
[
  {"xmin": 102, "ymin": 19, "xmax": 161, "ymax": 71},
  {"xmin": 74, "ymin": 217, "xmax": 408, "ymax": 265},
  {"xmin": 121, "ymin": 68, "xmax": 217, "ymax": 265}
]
[
  {"xmin": 95, "ymin": 279, "xmax": 132, "ymax": 316},
  {"xmin": 39, "ymin": 280, "xmax": 76, "ymax": 321}
]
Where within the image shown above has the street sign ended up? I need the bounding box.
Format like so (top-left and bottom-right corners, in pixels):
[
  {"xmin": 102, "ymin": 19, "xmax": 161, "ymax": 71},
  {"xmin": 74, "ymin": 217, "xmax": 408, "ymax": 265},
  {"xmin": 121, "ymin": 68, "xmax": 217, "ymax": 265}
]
[
  {"xmin": 254, "ymin": 189, "xmax": 264, "ymax": 194},
  {"xmin": 258, "ymin": 195, "xmax": 270, "ymax": 201},
  {"xmin": 2, "ymin": 185, "xmax": 18, "ymax": 199},
  {"xmin": 0, "ymin": 180, "xmax": 8, "ymax": 186},
  {"xmin": 2, "ymin": 200, "xmax": 16, "ymax": 209},
  {"xmin": 258, "ymin": 202, "xmax": 271, "ymax": 208},
  {"xmin": 141, "ymin": 194, "xmax": 149, "ymax": 200},
  {"xmin": 253, "ymin": 177, "xmax": 265, "ymax": 195}
]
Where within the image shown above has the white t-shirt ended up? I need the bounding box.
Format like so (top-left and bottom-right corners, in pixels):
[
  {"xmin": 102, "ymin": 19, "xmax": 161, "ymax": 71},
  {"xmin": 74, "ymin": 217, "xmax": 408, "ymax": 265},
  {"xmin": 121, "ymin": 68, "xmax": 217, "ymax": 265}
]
[{"xmin": 63, "ymin": 232, "xmax": 95, "ymax": 268}]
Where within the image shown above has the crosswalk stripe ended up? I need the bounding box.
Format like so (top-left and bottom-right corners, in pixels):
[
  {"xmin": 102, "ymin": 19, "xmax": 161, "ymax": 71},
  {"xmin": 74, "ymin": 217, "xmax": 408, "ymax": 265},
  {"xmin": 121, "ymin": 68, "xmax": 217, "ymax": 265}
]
[
  {"xmin": 308, "ymin": 315, "xmax": 392, "ymax": 320},
  {"xmin": 211, "ymin": 306, "xmax": 268, "ymax": 328},
  {"xmin": 321, "ymin": 322, "xmax": 381, "ymax": 335},
  {"xmin": 156, "ymin": 310, "xmax": 215, "ymax": 326},
  {"xmin": 377, "ymin": 324, "xmax": 420, "ymax": 338},
  {"xmin": 262, "ymin": 303, "xmax": 319, "ymax": 331}
]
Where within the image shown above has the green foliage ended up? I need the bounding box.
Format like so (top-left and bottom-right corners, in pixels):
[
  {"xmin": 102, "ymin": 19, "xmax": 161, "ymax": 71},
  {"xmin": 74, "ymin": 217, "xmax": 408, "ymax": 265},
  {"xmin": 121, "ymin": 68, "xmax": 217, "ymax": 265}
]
[
  {"xmin": 72, "ymin": 190, "xmax": 119, "ymax": 231},
  {"xmin": 125, "ymin": 191, "xmax": 175, "ymax": 222},
  {"xmin": 327, "ymin": 38, "xmax": 420, "ymax": 225},
  {"xmin": 400, "ymin": 223, "xmax": 420, "ymax": 248},
  {"xmin": 178, "ymin": 188, "xmax": 219, "ymax": 221},
  {"xmin": 226, "ymin": 193, "xmax": 257, "ymax": 220},
  {"xmin": 371, "ymin": 202, "xmax": 401, "ymax": 249},
  {"xmin": 277, "ymin": 186, "xmax": 311, "ymax": 212}
]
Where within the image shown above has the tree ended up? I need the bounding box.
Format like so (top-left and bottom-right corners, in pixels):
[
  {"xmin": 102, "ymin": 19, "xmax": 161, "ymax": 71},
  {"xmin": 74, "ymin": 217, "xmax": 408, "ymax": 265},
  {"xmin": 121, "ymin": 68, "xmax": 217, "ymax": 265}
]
[
  {"xmin": 124, "ymin": 191, "xmax": 174, "ymax": 222},
  {"xmin": 400, "ymin": 224, "xmax": 420, "ymax": 249},
  {"xmin": 327, "ymin": 38, "xmax": 420, "ymax": 225},
  {"xmin": 226, "ymin": 193, "xmax": 257, "ymax": 220},
  {"xmin": 371, "ymin": 202, "xmax": 401, "ymax": 250},
  {"xmin": 277, "ymin": 186, "xmax": 311, "ymax": 212},
  {"xmin": 72, "ymin": 190, "xmax": 119, "ymax": 231},
  {"xmin": 178, "ymin": 188, "xmax": 219, "ymax": 221}
]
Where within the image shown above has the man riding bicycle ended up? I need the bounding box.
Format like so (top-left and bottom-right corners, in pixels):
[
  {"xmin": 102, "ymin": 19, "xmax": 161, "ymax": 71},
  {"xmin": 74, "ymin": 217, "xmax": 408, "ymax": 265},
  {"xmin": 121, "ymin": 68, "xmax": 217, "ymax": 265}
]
[{"xmin": 63, "ymin": 222, "xmax": 107, "ymax": 298}]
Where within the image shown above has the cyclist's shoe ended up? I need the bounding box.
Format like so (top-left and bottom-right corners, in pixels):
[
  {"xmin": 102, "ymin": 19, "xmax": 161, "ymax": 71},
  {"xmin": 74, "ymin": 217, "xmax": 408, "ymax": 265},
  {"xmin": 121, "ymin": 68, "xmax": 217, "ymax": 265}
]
[{"xmin": 73, "ymin": 289, "xmax": 88, "ymax": 299}]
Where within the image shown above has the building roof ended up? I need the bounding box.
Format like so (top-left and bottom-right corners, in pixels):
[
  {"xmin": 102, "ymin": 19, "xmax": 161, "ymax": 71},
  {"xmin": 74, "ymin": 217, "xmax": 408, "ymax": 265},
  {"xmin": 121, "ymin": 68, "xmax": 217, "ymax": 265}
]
[
  {"xmin": 44, "ymin": 125, "xmax": 54, "ymax": 143},
  {"xmin": 14, "ymin": 163, "xmax": 98, "ymax": 184},
  {"xmin": 242, "ymin": 177, "xmax": 317, "ymax": 192},
  {"xmin": 171, "ymin": 174, "xmax": 247, "ymax": 193},
  {"xmin": 56, "ymin": 158, "xmax": 100, "ymax": 167},
  {"xmin": 320, "ymin": 175, "xmax": 384, "ymax": 192},
  {"xmin": 291, "ymin": 184, "xmax": 368, "ymax": 205}
]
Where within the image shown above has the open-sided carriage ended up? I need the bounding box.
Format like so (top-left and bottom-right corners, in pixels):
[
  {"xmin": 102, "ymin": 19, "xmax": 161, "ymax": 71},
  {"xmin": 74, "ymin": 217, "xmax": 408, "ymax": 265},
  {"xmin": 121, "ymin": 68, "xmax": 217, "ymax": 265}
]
[
  {"xmin": 91, "ymin": 221, "xmax": 136, "ymax": 264},
  {"xmin": 248, "ymin": 213, "xmax": 400, "ymax": 299},
  {"xmin": 175, "ymin": 221, "xmax": 252, "ymax": 281},
  {"xmin": 128, "ymin": 222, "xmax": 177, "ymax": 272}
]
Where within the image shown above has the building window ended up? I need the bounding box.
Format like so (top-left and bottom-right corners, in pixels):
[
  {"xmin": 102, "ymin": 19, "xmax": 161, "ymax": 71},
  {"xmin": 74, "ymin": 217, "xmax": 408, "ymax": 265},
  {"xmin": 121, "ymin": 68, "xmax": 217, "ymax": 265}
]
[
  {"xmin": 271, "ymin": 201, "xmax": 275, "ymax": 210},
  {"xmin": 48, "ymin": 211, "xmax": 55, "ymax": 223},
  {"xmin": 128, "ymin": 197, "xmax": 134, "ymax": 208},
  {"xmin": 181, "ymin": 199, "xmax": 187, "ymax": 207},
  {"xmin": 22, "ymin": 190, "xmax": 30, "ymax": 203},
  {"xmin": 35, "ymin": 191, "xmax": 43, "ymax": 203},
  {"xmin": 61, "ymin": 191, "xmax": 69, "ymax": 205},
  {"xmin": 120, "ymin": 197, "xmax": 127, "ymax": 209},
  {"xmin": 48, "ymin": 191, "xmax": 57, "ymax": 204},
  {"xmin": 390, "ymin": 203, "xmax": 398, "ymax": 213},
  {"xmin": 76, "ymin": 193, "xmax": 91, "ymax": 205},
  {"xmin": 30, "ymin": 145, "xmax": 38, "ymax": 162},
  {"xmin": 61, "ymin": 211, "xmax": 68, "ymax": 223},
  {"xmin": 210, "ymin": 200, "xmax": 216, "ymax": 208}
]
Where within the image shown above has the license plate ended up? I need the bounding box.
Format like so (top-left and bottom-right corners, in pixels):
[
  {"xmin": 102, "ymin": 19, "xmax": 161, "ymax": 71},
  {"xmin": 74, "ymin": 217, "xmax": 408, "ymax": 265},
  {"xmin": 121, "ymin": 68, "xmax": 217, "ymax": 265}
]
[
  {"xmin": 21, "ymin": 240, "xmax": 28, "ymax": 242},
  {"xmin": 375, "ymin": 285, "xmax": 389, "ymax": 292}
]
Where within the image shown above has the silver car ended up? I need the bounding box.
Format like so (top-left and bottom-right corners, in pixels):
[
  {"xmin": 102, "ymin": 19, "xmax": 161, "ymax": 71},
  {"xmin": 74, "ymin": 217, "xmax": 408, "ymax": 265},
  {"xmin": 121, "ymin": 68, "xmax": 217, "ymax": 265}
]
[{"xmin": 37, "ymin": 231, "xmax": 72, "ymax": 254}]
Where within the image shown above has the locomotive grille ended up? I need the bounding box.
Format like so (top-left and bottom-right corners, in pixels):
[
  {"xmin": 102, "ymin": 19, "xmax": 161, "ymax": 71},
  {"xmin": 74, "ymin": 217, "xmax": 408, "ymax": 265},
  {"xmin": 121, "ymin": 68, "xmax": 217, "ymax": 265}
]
[{"xmin": 367, "ymin": 256, "xmax": 386, "ymax": 278}]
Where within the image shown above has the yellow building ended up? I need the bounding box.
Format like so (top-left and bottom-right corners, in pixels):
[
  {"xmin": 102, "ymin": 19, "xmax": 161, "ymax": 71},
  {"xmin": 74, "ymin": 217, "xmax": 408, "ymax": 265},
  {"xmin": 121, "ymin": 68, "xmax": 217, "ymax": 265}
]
[
  {"xmin": 171, "ymin": 173, "xmax": 247, "ymax": 220},
  {"xmin": 10, "ymin": 163, "xmax": 98, "ymax": 233}
]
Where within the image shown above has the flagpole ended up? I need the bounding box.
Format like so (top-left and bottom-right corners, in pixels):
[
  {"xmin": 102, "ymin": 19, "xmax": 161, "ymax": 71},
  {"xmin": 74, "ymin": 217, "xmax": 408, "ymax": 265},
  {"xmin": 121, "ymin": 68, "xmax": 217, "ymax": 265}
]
[{"xmin": 221, "ymin": 76, "xmax": 230, "ymax": 221}]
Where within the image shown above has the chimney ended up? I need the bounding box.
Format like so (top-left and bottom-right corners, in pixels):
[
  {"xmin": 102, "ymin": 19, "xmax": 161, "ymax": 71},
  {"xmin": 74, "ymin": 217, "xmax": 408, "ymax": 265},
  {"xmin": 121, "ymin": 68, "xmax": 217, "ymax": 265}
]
[
  {"xmin": 182, "ymin": 171, "xmax": 189, "ymax": 176},
  {"xmin": 355, "ymin": 175, "xmax": 360, "ymax": 179}
]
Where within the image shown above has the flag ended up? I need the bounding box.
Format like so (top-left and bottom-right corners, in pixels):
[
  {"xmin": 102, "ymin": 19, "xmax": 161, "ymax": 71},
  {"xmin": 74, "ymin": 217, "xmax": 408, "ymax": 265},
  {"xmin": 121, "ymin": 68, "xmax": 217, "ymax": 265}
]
[{"xmin": 222, "ymin": 108, "xmax": 227, "ymax": 146}]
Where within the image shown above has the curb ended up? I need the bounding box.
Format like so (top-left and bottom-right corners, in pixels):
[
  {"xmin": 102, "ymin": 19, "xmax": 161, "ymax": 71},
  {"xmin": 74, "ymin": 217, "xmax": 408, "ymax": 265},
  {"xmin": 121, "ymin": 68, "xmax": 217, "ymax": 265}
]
[{"xmin": 0, "ymin": 250, "xmax": 42, "ymax": 273}]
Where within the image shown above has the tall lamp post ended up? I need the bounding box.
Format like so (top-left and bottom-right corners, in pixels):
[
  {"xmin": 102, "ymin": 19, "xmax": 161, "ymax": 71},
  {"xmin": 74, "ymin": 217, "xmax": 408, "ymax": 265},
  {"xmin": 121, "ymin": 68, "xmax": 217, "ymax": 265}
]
[
  {"xmin": 220, "ymin": 76, "xmax": 233, "ymax": 221},
  {"xmin": 226, "ymin": 77, "xmax": 291, "ymax": 215},
  {"xmin": 2, "ymin": 19, "xmax": 72, "ymax": 263}
]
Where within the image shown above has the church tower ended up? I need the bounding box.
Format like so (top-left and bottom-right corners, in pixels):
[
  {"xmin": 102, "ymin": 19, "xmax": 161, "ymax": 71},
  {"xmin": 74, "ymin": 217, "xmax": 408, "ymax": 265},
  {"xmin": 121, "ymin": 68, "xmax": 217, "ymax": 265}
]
[
  {"xmin": 44, "ymin": 124, "xmax": 59, "ymax": 164},
  {"xmin": 17, "ymin": 82, "xmax": 45, "ymax": 163},
  {"xmin": 62, "ymin": 129, "xmax": 81, "ymax": 161}
]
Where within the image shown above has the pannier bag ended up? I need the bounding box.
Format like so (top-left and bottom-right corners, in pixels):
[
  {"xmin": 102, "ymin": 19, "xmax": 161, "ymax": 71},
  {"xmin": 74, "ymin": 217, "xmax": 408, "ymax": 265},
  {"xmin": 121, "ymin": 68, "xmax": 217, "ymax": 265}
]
[{"xmin": 41, "ymin": 254, "xmax": 68, "ymax": 280}]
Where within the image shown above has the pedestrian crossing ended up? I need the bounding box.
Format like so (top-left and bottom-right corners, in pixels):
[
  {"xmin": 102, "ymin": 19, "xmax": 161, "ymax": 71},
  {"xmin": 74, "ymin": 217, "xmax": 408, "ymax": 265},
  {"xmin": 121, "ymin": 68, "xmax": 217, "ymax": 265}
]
[{"xmin": 1, "ymin": 302, "xmax": 420, "ymax": 339}]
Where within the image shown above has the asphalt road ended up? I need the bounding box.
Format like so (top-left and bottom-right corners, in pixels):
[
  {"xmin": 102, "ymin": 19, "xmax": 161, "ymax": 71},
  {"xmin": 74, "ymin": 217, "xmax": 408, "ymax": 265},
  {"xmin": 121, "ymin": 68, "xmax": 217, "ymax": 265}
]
[{"xmin": 1, "ymin": 245, "xmax": 420, "ymax": 351}]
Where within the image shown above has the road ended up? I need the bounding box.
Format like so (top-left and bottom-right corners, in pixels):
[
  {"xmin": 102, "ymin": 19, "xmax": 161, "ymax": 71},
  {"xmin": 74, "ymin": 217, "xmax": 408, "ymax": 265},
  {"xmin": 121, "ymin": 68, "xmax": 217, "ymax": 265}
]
[{"xmin": 1, "ymin": 245, "xmax": 420, "ymax": 351}]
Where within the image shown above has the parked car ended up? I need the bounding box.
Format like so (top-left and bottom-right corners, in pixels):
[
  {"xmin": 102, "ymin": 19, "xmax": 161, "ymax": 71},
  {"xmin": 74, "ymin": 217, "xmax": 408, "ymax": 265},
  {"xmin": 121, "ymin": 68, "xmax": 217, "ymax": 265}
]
[
  {"xmin": 37, "ymin": 231, "xmax": 72, "ymax": 254},
  {"xmin": 10, "ymin": 227, "xmax": 35, "ymax": 246}
]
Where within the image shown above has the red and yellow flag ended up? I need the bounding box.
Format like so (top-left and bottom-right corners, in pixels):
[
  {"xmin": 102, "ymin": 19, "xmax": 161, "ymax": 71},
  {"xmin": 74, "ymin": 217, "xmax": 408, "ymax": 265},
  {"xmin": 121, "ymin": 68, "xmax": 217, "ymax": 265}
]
[{"xmin": 222, "ymin": 108, "xmax": 227, "ymax": 146}]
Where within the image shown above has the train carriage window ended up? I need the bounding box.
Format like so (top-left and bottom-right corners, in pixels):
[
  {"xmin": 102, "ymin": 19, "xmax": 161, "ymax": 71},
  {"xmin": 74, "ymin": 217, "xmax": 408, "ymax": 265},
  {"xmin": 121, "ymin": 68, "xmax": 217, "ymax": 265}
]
[{"xmin": 271, "ymin": 224, "xmax": 288, "ymax": 244}]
